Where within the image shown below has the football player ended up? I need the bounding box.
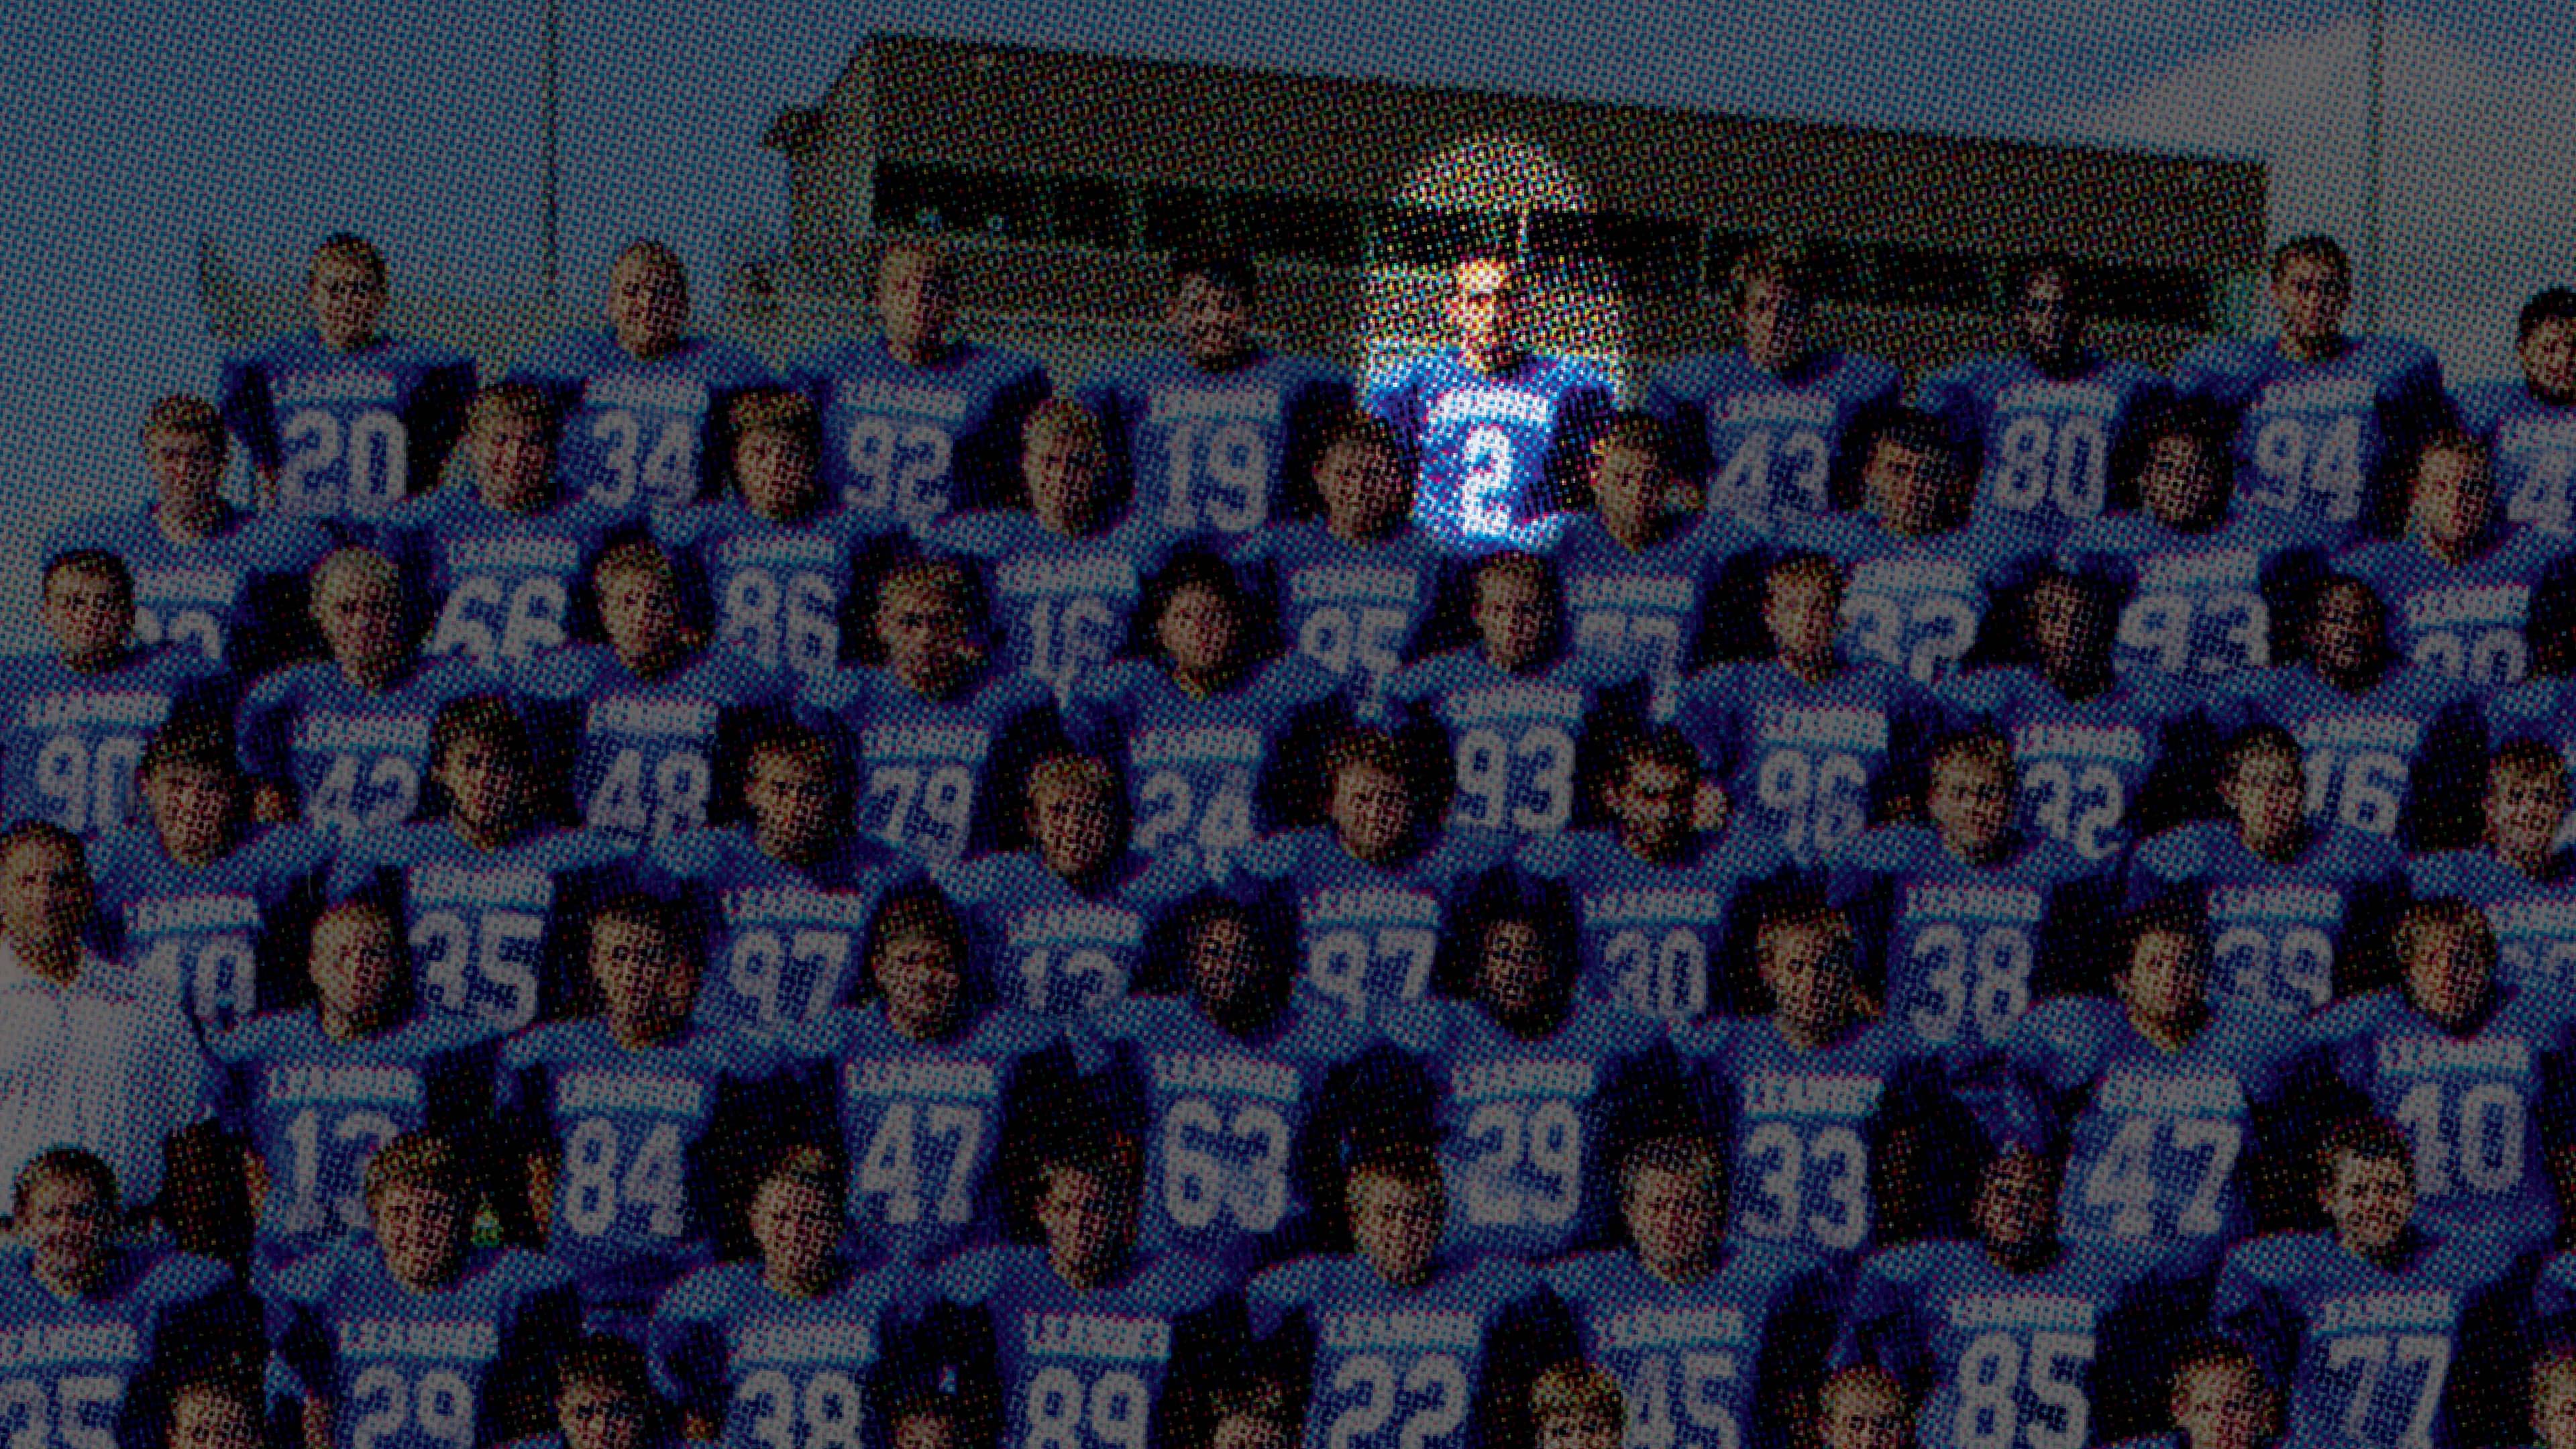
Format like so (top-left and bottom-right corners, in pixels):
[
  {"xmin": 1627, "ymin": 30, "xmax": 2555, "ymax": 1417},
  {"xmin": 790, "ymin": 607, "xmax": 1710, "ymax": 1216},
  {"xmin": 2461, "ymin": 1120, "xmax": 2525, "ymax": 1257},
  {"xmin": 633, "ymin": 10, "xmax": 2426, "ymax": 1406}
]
[
  {"xmin": 2451, "ymin": 287, "xmax": 2576, "ymax": 543},
  {"xmin": 2100, "ymin": 1341, "xmax": 2278, "ymax": 1449},
  {"xmin": 2408, "ymin": 739, "xmax": 2576, "ymax": 992},
  {"xmin": 2343, "ymin": 430, "xmax": 2563, "ymax": 690}
]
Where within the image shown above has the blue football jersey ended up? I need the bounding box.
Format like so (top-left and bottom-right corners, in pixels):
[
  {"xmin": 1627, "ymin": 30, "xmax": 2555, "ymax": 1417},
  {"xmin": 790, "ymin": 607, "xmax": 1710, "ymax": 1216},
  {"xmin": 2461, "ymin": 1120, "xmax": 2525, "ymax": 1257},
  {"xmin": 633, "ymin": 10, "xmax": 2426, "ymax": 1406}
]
[
  {"xmin": 1545, "ymin": 1246, "xmax": 1830, "ymax": 1449},
  {"xmin": 2455, "ymin": 378, "xmax": 2576, "ymax": 541},
  {"xmin": 220, "ymin": 331, "xmax": 478, "ymax": 522},
  {"xmin": 941, "ymin": 849, "xmax": 1208, "ymax": 1018},
  {"xmin": 1078, "ymin": 349, "xmax": 1356, "ymax": 544},
  {"xmin": 1834, "ymin": 825, "xmax": 2107, "ymax": 1060},
  {"xmin": 2341, "ymin": 534, "xmax": 2560, "ymax": 689},
  {"xmin": 499, "ymin": 1020, "xmax": 786, "ymax": 1318},
  {"xmin": 1642, "ymin": 347, "xmax": 1903, "ymax": 526},
  {"xmin": 2308, "ymin": 985, "xmax": 2573, "ymax": 1250},
  {"xmin": 2129, "ymin": 820, "xmax": 2406, "ymax": 1018},
  {"xmin": 659, "ymin": 498, "xmax": 891, "ymax": 686},
  {"xmin": 1515, "ymin": 827, "xmax": 1793, "ymax": 1025},
  {"xmin": 1368, "ymin": 350, "xmax": 1616, "ymax": 553},
  {"xmin": 236, "ymin": 657, "xmax": 485, "ymax": 843},
  {"xmin": 1919, "ymin": 352, "xmax": 2174, "ymax": 539},
  {"xmin": 332, "ymin": 820, "xmax": 637, "ymax": 1034},
  {"xmin": 0, "ymin": 1246, "xmax": 246, "ymax": 1449},
  {"xmin": 787, "ymin": 1002, "xmax": 1059, "ymax": 1269},
  {"xmin": 0, "ymin": 649, "xmax": 225, "ymax": 842},
  {"xmin": 1383, "ymin": 997, "xmax": 1661, "ymax": 1263},
  {"xmin": 643, "ymin": 826, "xmax": 914, "ymax": 1038},
  {"xmin": 1832, "ymin": 1238, "xmax": 2159, "ymax": 1449},
  {"xmin": 1676, "ymin": 659, "xmax": 1945, "ymax": 866},
  {"xmin": 380, "ymin": 486, "xmax": 621, "ymax": 673},
  {"xmin": 1682, "ymin": 1015, "xmax": 1950, "ymax": 1264},
  {"xmin": 1548, "ymin": 513, "xmax": 1763, "ymax": 720},
  {"xmin": 1225, "ymin": 826, "xmax": 1501, "ymax": 1027},
  {"xmin": 2006, "ymin": 996, "xmax": 2302, "ymax": 1275},
  {"xmin": 1248, "ymin": 1254, "xmax": 1545, "ymax": 1449},
  {"xmin": 2408, "ymin": 847, "xmax": 2576, "ymax": 994},
  {"xmin": 1387, "ymin": 649, "xmax": 1611, "ymax": 842},
  {"xmin": 215, "ymin": 1007, "xmax": 500, "ymax": 1271},
  {"xmin": 2058, "ymin": 514, "xmax": 2314, "ymax": 696},
  {"xmin": 1939, "ymin": 667, "xmax": 2190, "ymax": 868},
  {"xmin": 2213, "ymin": 1228, "xmax": 2522, "ymax": 1449},
  {"xmin": 1073, "ymin": 656, "xmax": 1342, "ymax": 866},
  {"xmin": 1774, "ymin": 512, "xmax": 2041, "ymax": 688},
  {"xmin": 788, "ymin": 336, "xmax": 1051, "ymax": 532},
  {"xmin": 802, "ymin": 663, "xmax": 1063, "ymax": 870},
  {"xmin": 269, "ymin": 1241, "xmax": 579, "ymax": 1449},
  {"xmin": 933, "ymin": 507, "xmax": 1187, "ymax": 706},
  {"xmin": 2210, "ymin": 665, "xmax": 2481, "ymax": 845},
  {"xmin": 1077, "ymin": 994, "xmax": 1368, "ymax": 1275},
  {"xmin": 2172, "ymin": 336, "xmax": 2449, "ymax": 551},
  {"xmin": 515, "ymin": 643, "xmax": 793, "ymax": 845},
  {"xmin": 937, "ymin": 1245, "xmax": 1234, "ymax": 1449},
  {"xmin": 649, "ymin": 1259, "xmax": 917, "ymax": 1449},
  {"xmin": 1238, "ymin": 521, "xmax": 1453, "ymax": 710},
  {"xmin": 90, "ymin": 822, "xmax": 329, "ymax": 1037},
  {"xmin": 510, "ymin": 329, "xmax": 775, "ymax": 519},
  {"xmin": 46, "ymin": 503, "xmax": 335, "ymax": 680}
]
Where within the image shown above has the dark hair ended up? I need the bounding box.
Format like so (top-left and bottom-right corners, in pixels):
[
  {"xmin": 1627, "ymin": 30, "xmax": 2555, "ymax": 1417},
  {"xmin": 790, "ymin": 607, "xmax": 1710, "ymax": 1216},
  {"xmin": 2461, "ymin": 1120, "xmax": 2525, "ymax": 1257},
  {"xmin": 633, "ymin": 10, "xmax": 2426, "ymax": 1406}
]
[
  {"xmin": 2520, "ymin": 287, "xmax": 2576, "ymax": 344},
  {"xmin": 1169, "ymin": 247, "xmax": 1258, "ymax": 300},
  {"xmin": 2009, "ymin": 252, "xmax": 2087, "ymax": 309},
  {"xmin": 139, "ymin": 719, "xmax": 241, "ymax": 781},
  {"xmin": 2270, "ymin": 235, "xmax": 2353, "ymax": 285},
  {"xmin": 431, "ymin": 695, "xmax": 533, "ymax": 776},
  {"xmin": 12, "ymin": 1147, "xmax": 118, "ymax": 1222},
  {"xmin": 1862, "ymin": 408, "xmax": 1957, "ymax": 466}
]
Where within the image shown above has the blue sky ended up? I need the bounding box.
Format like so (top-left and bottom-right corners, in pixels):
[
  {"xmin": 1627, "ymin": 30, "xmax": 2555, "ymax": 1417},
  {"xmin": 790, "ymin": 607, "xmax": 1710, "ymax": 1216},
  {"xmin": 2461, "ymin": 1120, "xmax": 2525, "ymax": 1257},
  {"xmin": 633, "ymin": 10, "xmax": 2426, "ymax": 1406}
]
[{"xmin": 0, "ymin": 0, "xmax": 2560, "ymax": 646}]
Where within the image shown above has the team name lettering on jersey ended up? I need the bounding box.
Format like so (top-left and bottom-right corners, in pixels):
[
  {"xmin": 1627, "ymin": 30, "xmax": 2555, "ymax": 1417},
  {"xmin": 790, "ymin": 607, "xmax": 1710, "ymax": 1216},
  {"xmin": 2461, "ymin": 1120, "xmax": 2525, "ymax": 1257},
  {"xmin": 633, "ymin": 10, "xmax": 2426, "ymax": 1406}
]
[
  {"xmin": 2403, "ymin": 587, "xmax": 2529, "ymax": 629},
  {"xmin": 1587, "ymin": 889, "xmax": 1724, "ymax": 924},
  {"xmin": 2210, "ymin": 885, "xmax": 2342, "ymax": 921},
  {"xmin": 2312, "ymin": 1291, "xmax": 2459, "ymax": 1334},
  {"xmin": 583, "ymin": 376, "xmax": 710, "ymax": 416},
  {"xmin": 2012, "ymin": 724, "xmax": 2148, "ymax": 764},
  {"xmin": 0, "ymin": 1325, "xmax": 142, "ymax": 1368},
  {"xmin": 1900, "ymin": 885, "xmax": 2045, "ymax": 923},
  {"xmin": 293, "ymin": 715, "xmax": 429, "ymax": 751},
  {"xmin": 2373, "ymin": 1038, "xmax": 2534, "ymax": 1076},
  {"xmin": 714, "ymin": 533, "xmax": 839, "ymax": 570},
  {"xmin": 1446, "ymin": 686, "xmax": 1587, "ymax": 725},
  {"xmin": 1025, "ymin": 1314, "xmax": 1175, "ymax": 1362},
  {"xmin": 337, "ymin": 1320, "xmax": 502, "ymax": 1359},
  {"xmin": 1568, "ymin": 576, "xmax": 1695, "ymax": 610},
  {"xmin": 1320, "ymin": 1311, "xmax": 1483, "ymax": 1350},
  {"xmin": 843, "ymin": 1060, "xmax": 999, "ymax": 1099},
  {"xmin": 1147, "ymin": 390, "xmax": 1284, "ymax": 426},
  {"xmin": 127, "ymin": 894, "xmax": 260, "ymax": 934},
  {"xmin": 2256, "ymin": 379, "xmax": 2377, "ymax": 413},
  {"xmin": 2138, "ymin": 551, "xmax": 2263, "ymax": 590},
  {"xmin": 276, "ymin": 373, "xmax": 398, "ymax": 405},
  {"xmin": 2297, "ymin": 718, "xmax": 2424, "ymax": 752},
  {"xmin": 1452, "ymin": 1061, "xmax": 1596, "ymax": 1101},
  {"xmin": 723, "ymin": 888, "xmax": 877, "ymax": 928},
  {"xmin": 1292, "ymin": 569, "xmax": 1419, "ymax": 606},
  {"xmin": 1132, "ymin": 729, "xmax": 1264, "ymax": 766},
  {"xmin": 1997, "ymin": 382, "xmax": 2121, "ymax": 415},
  {"xmin": 1004, "ymin": 906, "xmax": 1144, "ymax": 948},
  {"xmin": 739, "ymin": 1322, "xmax": 877, "ymax": 1363},
  {"xmin": 1593, "ymin": 1307, "xmax": 1750, "ymax": 1352},
  {"xmin": 1758, "ymin": 706, "xmax": 1890, "ymax": 751},
  {"xmin": 841, "ymin": 382, "xmax": 972, "ymax": 424},
  {"xmin": 997, "ymin": 557, "xmax": 1139, "ymax": 596},
  {"xmin": 263, "ymin": 1066, "xmax": 427, "ymax": 1107},
  {"xmin": 1943, "ymin": 1296, "xmax": 2098, "ymax": 1332},
  {"xmin": 1307, "ymin": 890, "xmax": 1438, "ymax": 926},
  {"xmin": 1743, "ymin": 1073, "xmax": 1884, "ymax": 1118},
  {"xmin": 862, "ymin": 727, "xmax": 989, "ymax": 759},
  {"xmin": 413, "ymin": 864, "xmax": 551, "ymax": 910},
  {"xmin": 1713, "ymin": 394, "xmax": 1836, "ymax": 427},
  {"xmin": 557, "ymin": 1073, "xmax": 708, "ymax": 1116},
  {"xmin": 23, "ymin": 692, "xmax": 171, "ymax": 729},
  {"xmin": 1429, "ymin": 390, "xmax": 1554, "ymax": 431},
  {"xmin": 1148, "ymin": 1053, "xmax": 1301, "ymax": 1102},
  {"xmin": 447, "ymin": 537, "xmax": 581, "ymax": 572},
  {"xmin": 2096, "ymin": 1070, "xmax": 2249, "ymax": 1116},
  {"xmin": 587, "ymin": 699, "xmax": 720, "ymax": 738}
]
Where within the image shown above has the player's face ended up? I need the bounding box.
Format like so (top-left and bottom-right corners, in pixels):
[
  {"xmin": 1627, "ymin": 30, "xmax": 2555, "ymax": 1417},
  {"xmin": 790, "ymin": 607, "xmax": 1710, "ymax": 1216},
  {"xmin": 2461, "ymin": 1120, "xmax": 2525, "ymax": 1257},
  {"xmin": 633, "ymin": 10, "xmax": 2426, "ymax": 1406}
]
[
  {"xmin": 2271, "ymin": 256, "xmax": 2351, "ymax": 346},
  {"xmin": 878, "ymin": 252, "xmax": 957, "ymax": 356},
  {"xmin": 2172, "ymin": 1364, "xmax": 2273, "ymax": 1449},
  {"xmin": 1762, "ymin": 924, "xmax": 1854, "ymax": 1038},
  {"xmin": 370, "ymin": 1183, "xmax": 468, "ymax": 1289},
  {"xmin": 1023, "ymin": 428, "xmax": 1103, "ymax": 528},
  {"xmin": 1330, "ymin": 764, "xmax": 1413, "ymax": 862},
  {"xmin": 1316, "ymin": 440, "xmax": 1409, "ymax": 535},
  {"xmin": 143, "ymin": 760, "xmax": 236, "ymax": 858},
  {"xmin": 2536, "ymin": 1368, "xmax": 2576, "ymax": 1449},
  {"xmin": 1819, "ymin": 1382, "xmax": 1911, "ymax": 1449},
  {"xmin": 1171, "ymin": 275, "xmax": 1254, "ymax": 366},
  {"xmin": 2221, "ymin": 751, "xmax": 2306, "ymax": 854},
  {"xmin": 747, "ymin": 753, "xmax": 837, "ymax": 856},
  {"xmin": 1537, "ymin": 1413, "xmax": 1619, "ymax": 1449},
  {"xmin": 1030, "ymin": 777, "xmax": 1119, "ymax": 881},
  {"xmin": 873, "ymin": 932, "xmax": 963, "ymax": 1034},
  {"xmin": 1448, "ymin": 260, "xmax": 1523, "ymax": 356},
  {"xmin": 1737, "ymin": 280, "xmax": 1812, "ymax": 367},
  {"xmin": 2139, "ymin": 434, "xmax": 2224, "ymax": 527},
  {"xmin": 2411, "ymin": 449, "xmax": 2492, "ymax": 549},
  {"xmin": 2029, "ymin": 578, "xmax": 2107, "ymax": 674},
  {"xmin": 15, "ymin": 1173, "xmax": 111, "ymax": 1281},
  {"xmin": 877, "ymin": 582, "xmax": 976, "ymax": 695},
  {"xmin": 1475, "ymin": 919, "xmax": 1553, "ymax": 1017},
  {"xmin": 2322, "ymin": 1151, "xmax": 2414, "ymax": 1253},
  {"xmin": 736, "ymin": 430, "xmax": 818, "ymax": 521},
  {"xmin": 2522, "ymin": 318, "xmax": 2576, "ymax": 400},
  {"xmin": 1187, "ymin": 914, "xmax": 1268, "ymax": 1015},
  {"xmin": 598, "ymin": 565, "xmax": 686, "ymax": 669},
  {"xmin": 1622, "ymin": 1164, "xmax": 1719, "ymax": 1273},
  {"xmin": 44, "ymin": 570, "xmax": 131, "ymax": 665},
  {"xmin": 144, "ymin": 428, "xmax": 225, "ymax": 508},
  {"xmin": 311, "ymin": 912, "xmax": 405, "ymax": 1020},
  {"xmin": 0, "ymin": 839, "xmax": 89, "ymax": 951},
  {"xmin": 2017, "ymin": 274, "xmax": 2082, "ymax": 363},
  {"xmin": 2402, "ymin": 920, "xmax": 2493, "ymax": 1026},
  {"xmin": 169, "ymin": 1394, "xmax": 264, "ymax": 1449},
  {"xmin": 1349, "ymin": 1173, "xmax": 1443, "ymax": 1285},
  {"xmin": 747, "ymin": 1174, "xmax": 843, "ymax": 1283},
  {"xmin": 435, "ymin": 735, "xmax": 524, "ymax": 837},
  {"xmin": 1865, "ymin": 441, "xmax": 1955, "ymax": 531},
  {"xmin": 590, "ymin": 918, "xmax": 695, "ymax": 1030},
  {"xmin": 1593, "ymin": 443, "xmax": 1664, "ymax": 536},
  {"xmin": 308, "ymin": 254, "xmax": 387, "ymax": 350},
  {"xmin": 2488, "ymin": 763, "xmax": 2571, "ymax": 861},
  {"xmin": 1035, "ymin": 1166, "xmax": 1136, "ymax": 1275},
  {"xmin": 1765, "ymin": 574, "xmax": 1842, "ymax": 667},
  {"xmin": 1927, "ymin": 758, "xmax": 2015, "ymax": 858},
  {"xmin": 313, "ymin": 571, "xmax": 405, "ymax": 676},
  {"xmin": 557, "ymin": 1382, "xmax": 647, "ymax": 1449},
  {"xmin": 1607, "ymin": 759, "xmax": 1695, "ymax": 857},
  {"xmin": 2118, "ymin": 929, "xmax": 2208, "ymax": 1028},
  {"xmin": 608, "ymin": 252, "xmax": 688, "ymax": 358},
  {"xmin": 1972, "ymin": 1148, "xmax": 2056, "ymax": 1250},
  {"xmin": 2304, "ymin": 584, "xmax": 2381, "ymax": 679},
  {"xmin": 1472, "ymin": 571, "xmax": 1555, "ymax": 673},
  {"xmin": 472, "ymin": 413, "xmax": 555, "ymax": 513},
  {"xmin": 1158, "ymin": 583, "xmax": 1240, "ymax": 678}
]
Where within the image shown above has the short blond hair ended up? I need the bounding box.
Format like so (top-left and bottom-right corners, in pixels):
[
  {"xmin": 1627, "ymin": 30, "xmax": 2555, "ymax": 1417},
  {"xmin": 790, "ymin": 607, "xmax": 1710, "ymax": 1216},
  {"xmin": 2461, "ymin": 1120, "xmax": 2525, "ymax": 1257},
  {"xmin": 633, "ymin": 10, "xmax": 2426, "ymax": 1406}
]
[
  {"xmin": 311, "ymin": 545, "xmax": 399, "ymax": 605},
  {"xmin": 1023, "ymin": 398, "xmax": 1102, "ymax": 456},
  {"xmin": 730, "ymin": 386, "xmax": 819, "ymax": 446},
  {"xmin": 466, "ymin": 381, "xmax": 556, "ymax": 437},
  {"xmin": 140, "ymin": 394, "xmax": 225, "ymax": 445},
  {"xmin": 1028, "ymin": 753, "xmax": 1120, "ymax": 806}
]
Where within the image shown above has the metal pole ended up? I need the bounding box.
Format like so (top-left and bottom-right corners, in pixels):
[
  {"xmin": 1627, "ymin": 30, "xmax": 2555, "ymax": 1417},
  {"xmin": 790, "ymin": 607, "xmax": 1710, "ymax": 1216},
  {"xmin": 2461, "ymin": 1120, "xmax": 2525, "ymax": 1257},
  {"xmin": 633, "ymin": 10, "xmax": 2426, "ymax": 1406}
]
[
  {"xmin": 542, "ymin": 0, "xmax": 562, "ymax": 306},
  {"xmin": 2365, "ymin": 0, "xmax": 2385, "ymax": 331}
]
